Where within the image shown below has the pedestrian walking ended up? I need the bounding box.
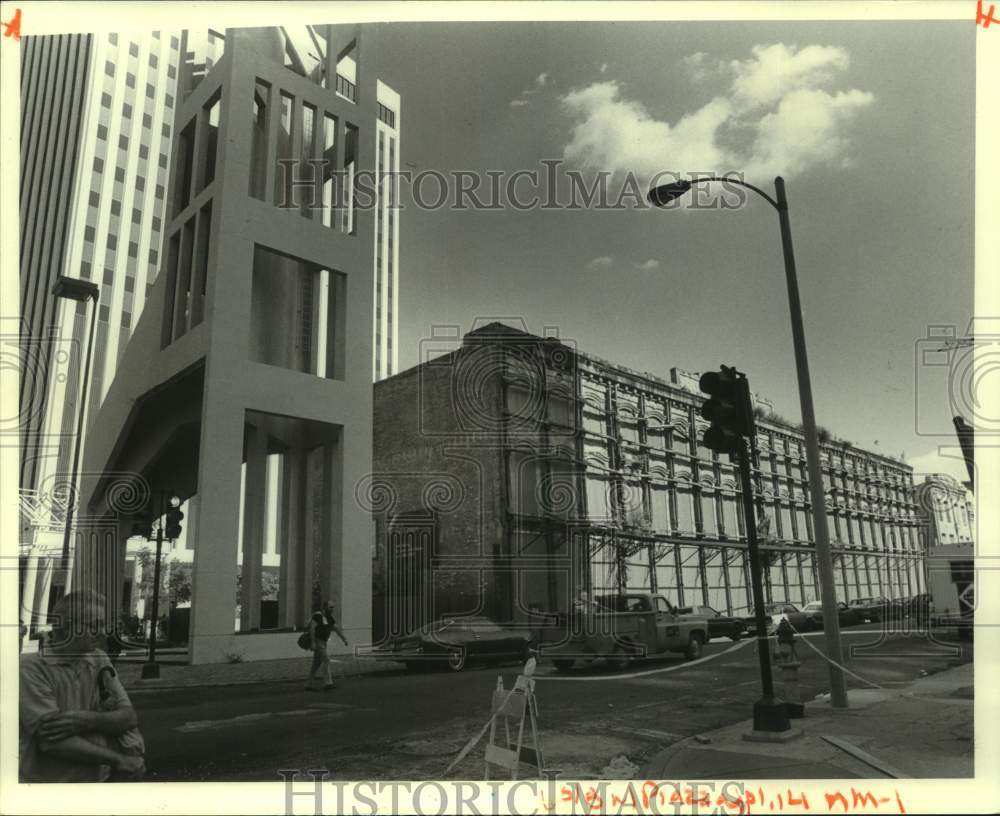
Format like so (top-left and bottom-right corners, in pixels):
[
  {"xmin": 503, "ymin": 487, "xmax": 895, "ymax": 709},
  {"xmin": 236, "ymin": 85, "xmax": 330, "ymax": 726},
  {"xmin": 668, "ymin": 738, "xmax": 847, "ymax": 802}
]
[
  {"xmin": 19, "ymin": 590, "xmax": 146, "ymax": 782},
  {"xmin": 305, "ymin": 601, "xmax": 348, "ymax": 691}
]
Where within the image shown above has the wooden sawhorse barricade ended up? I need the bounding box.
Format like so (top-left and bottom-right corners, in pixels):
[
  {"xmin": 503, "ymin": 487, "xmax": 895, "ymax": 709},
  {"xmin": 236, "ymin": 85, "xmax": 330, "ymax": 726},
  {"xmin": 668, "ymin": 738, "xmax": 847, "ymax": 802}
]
[{"xmin": 485, "ymin": 658, "xmax": 547, "ymax": 780}]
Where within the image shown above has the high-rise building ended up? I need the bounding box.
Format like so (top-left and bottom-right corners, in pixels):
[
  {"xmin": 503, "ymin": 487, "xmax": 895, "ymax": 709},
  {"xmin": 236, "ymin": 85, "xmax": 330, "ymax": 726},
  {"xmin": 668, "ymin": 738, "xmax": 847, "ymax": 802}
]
[
  {"xmin": 18, "ymin": 30, "xmax": 180, "ymax": 635},
  {"xmin": 373, "ymin": 79, "xmax": 400, "ymax": 381},
  {"xmin": 78, "ymin": 24, "xmax": 396, "ymax": 663}
]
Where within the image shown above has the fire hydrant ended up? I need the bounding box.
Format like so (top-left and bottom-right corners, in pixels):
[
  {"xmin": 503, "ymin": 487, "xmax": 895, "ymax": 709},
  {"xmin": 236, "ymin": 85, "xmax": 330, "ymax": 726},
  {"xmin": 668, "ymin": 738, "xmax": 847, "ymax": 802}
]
[{"xmin": 775, "ymin": 619, "xmax": 805, "ymax": 718}]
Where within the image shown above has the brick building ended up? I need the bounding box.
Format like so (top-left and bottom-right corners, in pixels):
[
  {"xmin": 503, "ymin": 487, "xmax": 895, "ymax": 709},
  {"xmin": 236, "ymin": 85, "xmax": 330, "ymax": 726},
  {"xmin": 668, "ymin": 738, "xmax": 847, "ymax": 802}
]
[{"xmin": 371, "ymin": 322, "xmax": 926, "ymax": 639}]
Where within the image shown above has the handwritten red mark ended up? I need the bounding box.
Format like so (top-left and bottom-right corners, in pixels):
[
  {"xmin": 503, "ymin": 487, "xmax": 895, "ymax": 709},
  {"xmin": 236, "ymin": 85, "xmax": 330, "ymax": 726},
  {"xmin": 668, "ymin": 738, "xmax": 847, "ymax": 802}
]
[
  {"xmin": 978, "ymin": 0, "xmax": 999, "ymax": 27},
  {"xmin": 1, "ymin": 7, "xmax": 22, "ymax": 40}
]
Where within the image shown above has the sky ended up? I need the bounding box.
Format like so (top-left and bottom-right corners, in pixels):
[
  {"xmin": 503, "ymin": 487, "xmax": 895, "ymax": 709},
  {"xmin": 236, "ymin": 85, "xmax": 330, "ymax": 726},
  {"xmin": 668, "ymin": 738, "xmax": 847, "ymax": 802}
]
[{"xmin": 373, "ymin": 20, "xmax": 976, "ymax": 483}]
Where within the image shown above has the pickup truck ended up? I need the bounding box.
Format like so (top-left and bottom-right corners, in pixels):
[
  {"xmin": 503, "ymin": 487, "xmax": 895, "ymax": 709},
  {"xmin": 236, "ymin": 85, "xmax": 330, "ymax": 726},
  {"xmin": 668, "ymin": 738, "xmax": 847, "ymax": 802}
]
[{"xmin": 538, "ymin": 592, "xmax": 709, "ymax": 672}]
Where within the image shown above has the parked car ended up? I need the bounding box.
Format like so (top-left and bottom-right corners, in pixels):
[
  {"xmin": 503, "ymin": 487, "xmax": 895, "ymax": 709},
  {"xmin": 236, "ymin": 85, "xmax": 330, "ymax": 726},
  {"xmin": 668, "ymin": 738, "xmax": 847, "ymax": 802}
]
[
  {"xmin": 802, "ymin": 600, "xmax": 864, "ymax": 628},
  {"xmin": 743, "ymin": 602, "xmax": 813, "ymax": 635},
  {"xmin": 539, "ymin": 592, "xmax": 709, "ymax": 671},
  {"xmin": 847, "ymin": 596, "xmax": 892, "ymax": 623},
  {"xmin": 677, "ymin": 605, "xmax": 747, "ymax": 641},
  {"xmin": 371, "ymin": 616, "xmax": 532, "ymax": 672}
]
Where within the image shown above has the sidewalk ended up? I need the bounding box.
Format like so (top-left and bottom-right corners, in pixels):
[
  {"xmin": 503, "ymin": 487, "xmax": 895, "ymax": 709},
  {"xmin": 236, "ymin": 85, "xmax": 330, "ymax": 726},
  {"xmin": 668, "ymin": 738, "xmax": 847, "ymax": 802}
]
[
  {"xmin": 640, "ymin": 661, "xmax": 974, "ymax": 780},
  {"xmin": 117, "ymin": 653, "xmax": 405, "ymax": 691}
]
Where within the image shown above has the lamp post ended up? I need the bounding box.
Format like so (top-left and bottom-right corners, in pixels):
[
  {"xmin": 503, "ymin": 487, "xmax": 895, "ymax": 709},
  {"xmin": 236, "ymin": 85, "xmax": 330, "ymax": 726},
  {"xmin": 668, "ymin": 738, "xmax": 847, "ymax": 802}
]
[
  {"xmin": 51, "ymin": 276, "xmax": 100, "ymax": 595},
  {"xmin": 647, "ymin": 176, "xmax": 849, "ymax": 709}
]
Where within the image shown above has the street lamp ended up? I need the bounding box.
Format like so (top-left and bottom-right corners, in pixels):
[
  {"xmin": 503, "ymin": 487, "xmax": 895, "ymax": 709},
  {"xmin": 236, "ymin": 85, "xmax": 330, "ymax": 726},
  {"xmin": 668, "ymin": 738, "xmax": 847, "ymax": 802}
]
[
  {"xmin": 142, "ymin": 492, "xmax": 181, "ymax": 680},
  {"xmin": 647, "ymin": 175, "xmax": 849, "ymax": 710},
  {"xmin": 51, "ymin": 276, "xmax": 100, "ymax": 593}
]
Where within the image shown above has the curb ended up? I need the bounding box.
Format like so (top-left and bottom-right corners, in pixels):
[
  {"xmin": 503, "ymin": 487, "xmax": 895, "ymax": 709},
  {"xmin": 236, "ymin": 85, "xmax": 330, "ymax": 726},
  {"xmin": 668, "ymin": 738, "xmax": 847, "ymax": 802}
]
[{"xmin": 123, "ymin": 663, "xmax": 406, "ymax": 692}]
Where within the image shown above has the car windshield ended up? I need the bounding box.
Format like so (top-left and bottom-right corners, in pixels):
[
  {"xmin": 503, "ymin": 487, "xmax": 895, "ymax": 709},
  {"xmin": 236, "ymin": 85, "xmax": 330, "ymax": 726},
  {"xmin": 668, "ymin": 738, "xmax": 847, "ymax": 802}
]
[
  {"xmin": 676, "ymin": 607, "xmax": 693, "ymax": 615},
  {"xmin": 803, "ymin": 602, "xmax": 822, "ymax": 610},
  {"xmin": 765, "ymin": 603, "xmax": 798, "ymax": 614}
]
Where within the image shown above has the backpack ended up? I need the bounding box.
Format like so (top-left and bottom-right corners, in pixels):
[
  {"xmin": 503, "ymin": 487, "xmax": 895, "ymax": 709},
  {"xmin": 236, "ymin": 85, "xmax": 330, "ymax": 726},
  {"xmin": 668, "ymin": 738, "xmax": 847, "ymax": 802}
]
[{"xmin": 297, "ymin": 630, "xmax": 312, "ymax": 650}]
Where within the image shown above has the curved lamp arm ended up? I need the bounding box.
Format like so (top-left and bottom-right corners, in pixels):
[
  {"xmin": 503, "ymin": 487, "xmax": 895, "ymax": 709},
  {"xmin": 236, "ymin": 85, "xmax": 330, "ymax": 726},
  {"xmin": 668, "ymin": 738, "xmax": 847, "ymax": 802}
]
[{"xmin": 689, "ymin": 176, "xmax": 779, "ymax": 210}]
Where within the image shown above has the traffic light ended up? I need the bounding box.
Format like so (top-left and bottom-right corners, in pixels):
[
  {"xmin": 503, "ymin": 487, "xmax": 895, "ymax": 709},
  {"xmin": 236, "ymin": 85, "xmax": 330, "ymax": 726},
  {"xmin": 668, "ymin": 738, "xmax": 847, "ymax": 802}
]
[
  {"xmin": 164, "ymin": 496, "xmax": 184, "ymax": 540},
  {"xmin": 698, "ymin": 365, "xmax": 755, "ymax": 454}
]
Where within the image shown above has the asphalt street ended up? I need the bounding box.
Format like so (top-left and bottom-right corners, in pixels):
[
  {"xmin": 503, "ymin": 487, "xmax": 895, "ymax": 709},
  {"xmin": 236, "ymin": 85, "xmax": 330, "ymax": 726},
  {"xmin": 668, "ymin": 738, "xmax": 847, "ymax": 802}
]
[{"xmin": 129, "ymin": 625, "xmax": 971, "ymax": 782}]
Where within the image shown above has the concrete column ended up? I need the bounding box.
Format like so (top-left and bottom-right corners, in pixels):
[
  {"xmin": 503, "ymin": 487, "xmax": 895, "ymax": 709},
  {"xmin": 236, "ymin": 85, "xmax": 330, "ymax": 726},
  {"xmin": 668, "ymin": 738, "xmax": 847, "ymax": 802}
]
[
  {"xmin": 188, "ymin": 397, "xmax": 244, "ymax": 664},
  {"xmin": 240, "ymin": 424, "xmax": 268, "ymax": 630},
  {"xmin": 300, "ymin": 447, "xmax": 317, "ymax": 623},
  {"xmin": 320, "ymin": 439, "xmax": 339, "ymax": 610},
  {"xmin": 278, "ymin": 447, "xmax": 304, "ymax": 628},
  {"xmin": 339, "ymin": 426, "xmax": 373, "ymax": 645}
]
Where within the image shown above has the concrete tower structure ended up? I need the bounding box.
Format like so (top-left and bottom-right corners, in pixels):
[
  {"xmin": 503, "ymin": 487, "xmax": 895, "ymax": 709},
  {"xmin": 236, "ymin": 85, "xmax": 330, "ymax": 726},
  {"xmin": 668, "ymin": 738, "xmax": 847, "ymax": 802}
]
[{"xmin": 79, "ymin": 24, "xmax": 393, "ymax": 663}]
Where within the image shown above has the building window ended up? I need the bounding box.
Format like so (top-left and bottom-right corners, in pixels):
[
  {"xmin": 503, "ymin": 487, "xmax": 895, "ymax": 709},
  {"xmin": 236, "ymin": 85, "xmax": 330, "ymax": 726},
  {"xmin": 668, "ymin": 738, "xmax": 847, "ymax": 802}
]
[
  {"xmin": 142, "ymin": 113, "xmax": 152, "ymax": 129},
  {"xmin": 124, "ymin": 276, "xmax": 135, "ymax": 293},
  {"xmin": 99, "ymin": 305, "xmax": 110, "ymax": 322},
  {"xmin": 170, "ymin": 35, "xmax": 179, "ymax": 50},
  {"xmin": 139, "ymin": 144, "xmax": 149, "ymax": 160},
  {"xmin": 97, "ymin": 125, "xmax": 108, "ymax": 141},
  {"xmin": 129, "ymin": 42, "xmax": 139, "ymax": 57},
  {"xmin": 88, "ymin": 191, "xmax": 100, "ymax": 208},
  {"xmin": 162, "ymin": 123, "xmax": 171, "ymax": 138},
  {"xmin": 152, "ymin": 216, "xmax": 161, "ymax": 232},
  {"xmin": 93, "ymin": 156, "xmax": 104, "ymax": 173},
  {"xmin": 132, "ymin": 208, "xmax": 142, "ymax": 224},
  {"xmin": 122, "ymin": 102, "xmax": 132, "ymax": 119},
  {"xmin": 107, "ymin": 234, "xmax": 118, "ymax": 250},
  {"xmin": 128, "ymin": 241, "xmax": 139, "ymax": 258},
  {"xmin": 101, "ymin": 92, "xmax": 112, "ymax": 108},
  {"xmin": 102, "ymin": 268, "xmax": 114, "ymax": 285},
  {"xmin": 118, "ymin": 134, "xmax": 129, "ymax": 150},
  {"xmin": 126, "ymin": 72, "xmax": 135, "ymax": 88},
  {"xmin": 84, "ymin": 226, "xmax": 96, "ymax": 243},
  {"xmin": 159, "ymin": 153, "xmax": 168, "ymax": 169},
  {"xmin": 149, "ymin": 53, "xmax": 158, "ymax": 68},
  {"xmin": 167, "ymin": 64, "xmax": 176, "ymax": 79},
  {"xmin": 155, "ymin": 184, "xmax": 165, "ymax": 200},
  {"xmin": 136, "ymin": 176, "xmax": 145, "ymax": 191},
  {"xmin": 109, "ymin": 33, "xmax": 118, "ymax": 45},
  {"xmin": 149, "ymin": 248, "xmax": 159, "ymax": 265},
  {"xmin": 146, "ymin": 83, "xmax": 156, "ymax": 99},
  {"xmin": 80, "ymin": 261, "xmax": 92, "ymax": 278},
  {"xmin": 110, "ymin": 199, "xmax": 121, "ymax": 216},
  {"xmin": 114, "ymin": 167, "xmax": 126, "ymax": 182},
  {"xmin": 105, "ymin": 60, "xmax": 115, "ymax": 76},
  {"xmin": 165, "ymin": 93, "xmax": 174, "ymax": 108},
  {"xmin": 122, "ymin": 311, "xmax": 132, "ymax": 328}
]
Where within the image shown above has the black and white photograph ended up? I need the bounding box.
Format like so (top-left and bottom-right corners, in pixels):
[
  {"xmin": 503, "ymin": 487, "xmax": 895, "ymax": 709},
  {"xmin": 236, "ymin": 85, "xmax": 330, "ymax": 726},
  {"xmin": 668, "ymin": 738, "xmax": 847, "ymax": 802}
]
[{"xmin": 1, "ymin": 1, "xmax": 997, "ymax": 814}]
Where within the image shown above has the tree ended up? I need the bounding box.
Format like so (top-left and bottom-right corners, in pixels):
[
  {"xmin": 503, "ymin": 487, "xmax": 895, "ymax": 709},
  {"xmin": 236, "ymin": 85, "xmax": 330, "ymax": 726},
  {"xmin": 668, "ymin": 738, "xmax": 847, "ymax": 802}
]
[{"xmin": 167, "ymin": 560, "xmax": 192, "ymax": 607}]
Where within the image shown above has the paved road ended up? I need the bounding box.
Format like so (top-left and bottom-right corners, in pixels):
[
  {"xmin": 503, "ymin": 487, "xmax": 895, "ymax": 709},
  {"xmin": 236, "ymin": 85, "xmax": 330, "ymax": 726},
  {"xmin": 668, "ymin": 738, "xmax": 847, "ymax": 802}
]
[{"xmin": 130, "ymin": 625, "xmax": 970, "ymax": 782}]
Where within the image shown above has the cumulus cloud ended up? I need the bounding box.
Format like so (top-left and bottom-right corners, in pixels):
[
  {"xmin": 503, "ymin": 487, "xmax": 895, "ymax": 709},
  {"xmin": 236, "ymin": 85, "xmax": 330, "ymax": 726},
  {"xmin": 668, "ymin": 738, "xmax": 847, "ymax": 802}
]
[
  {"xmin": 633, "ymin": 259, "xmax": 661, "ymax": 272},
  {"xmin": 561, "ymin": 43, "xmax": 874, "ymax": 181},
  {"xmin": 585, "ymin": 255, "xmax": 615, "ymax": 271}
]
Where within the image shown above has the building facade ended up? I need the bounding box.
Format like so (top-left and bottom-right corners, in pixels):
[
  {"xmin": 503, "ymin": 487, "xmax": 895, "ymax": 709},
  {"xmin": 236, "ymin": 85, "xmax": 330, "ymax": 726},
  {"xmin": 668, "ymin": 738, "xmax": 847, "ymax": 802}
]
[
  {"xmin": 915, "ymin": 474, "xmax": 975, "ymax": 549},
  {"xmin": 78, "ymin": 24, "xmax": 394, "ymax": 663},
  {"xmin": 18, "ymin": 30, "xmax": 181, "ymax": 636},
  {"xmin": 372, "ymin": 323, "xmax": 926, "ymax": 637}
]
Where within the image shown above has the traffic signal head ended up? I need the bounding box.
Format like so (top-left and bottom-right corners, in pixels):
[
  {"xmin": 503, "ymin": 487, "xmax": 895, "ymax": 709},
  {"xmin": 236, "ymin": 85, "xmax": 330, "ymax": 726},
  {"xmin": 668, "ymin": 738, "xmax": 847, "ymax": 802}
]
[
  {"xmin": 698, "ymin": 365, "xmax": 755, "ymax": 453},
  {"xmin": 164, "ymin": 499, "xmax": 184, "ymax": 540}
]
